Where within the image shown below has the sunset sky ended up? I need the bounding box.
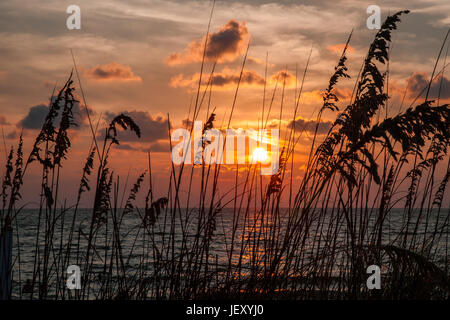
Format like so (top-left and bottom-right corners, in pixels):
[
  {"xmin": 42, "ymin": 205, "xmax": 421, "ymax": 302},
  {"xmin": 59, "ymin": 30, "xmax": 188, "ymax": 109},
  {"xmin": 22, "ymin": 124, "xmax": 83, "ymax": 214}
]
[{"xmin": 0, "ymin": 0, "xmax": 449, "ymax": 207}]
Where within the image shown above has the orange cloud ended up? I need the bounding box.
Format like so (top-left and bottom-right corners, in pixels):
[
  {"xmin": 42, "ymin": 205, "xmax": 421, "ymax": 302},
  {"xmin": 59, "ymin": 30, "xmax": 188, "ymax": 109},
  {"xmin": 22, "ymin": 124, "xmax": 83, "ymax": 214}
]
[
  {"xmin": 269, "ymin": 70, "xmax": 297, "ymax": 88},
  {"xmin": 247, "ymin": 56, "xmax": 274, "ymax": 66},
  {"xmin": 247, "ymin": 56, "xmax": 263, "ymax": 64},
  {"xmin": 166, "ymin": 20, "xmax": 249, "ymax": 65},
  {"xmin": 333, "ymin": 87, "xmax": 353, "ymax": 101},
  {"xmin": 83, "ymin": 62, "xmax": 142, "ymax": 82},
  {"xmin": 298, "ymin": 87, "xmax": 352, "ymax": 106},
  {"xmin": 301, "ymin": 90, "xmax": 324, "ymax": 104},
  {"xmin": 327, "ymin": 43, "xmax": 355, "ymax": 55}
]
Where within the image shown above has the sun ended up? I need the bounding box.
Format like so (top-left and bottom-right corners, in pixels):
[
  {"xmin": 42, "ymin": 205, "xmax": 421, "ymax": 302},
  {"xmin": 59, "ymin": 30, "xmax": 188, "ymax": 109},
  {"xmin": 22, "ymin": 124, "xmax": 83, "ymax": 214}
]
[{"xmin": 252, "ymin": 147, "xmax": 269, "ymax": 163}]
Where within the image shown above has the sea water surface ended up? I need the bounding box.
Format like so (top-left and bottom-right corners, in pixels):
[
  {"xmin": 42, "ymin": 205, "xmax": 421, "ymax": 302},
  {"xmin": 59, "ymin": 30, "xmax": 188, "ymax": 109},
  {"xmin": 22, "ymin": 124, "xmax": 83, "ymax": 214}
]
[{"xmin": 8, "ymin": 207, "xmax": 449, "ymax": 298}]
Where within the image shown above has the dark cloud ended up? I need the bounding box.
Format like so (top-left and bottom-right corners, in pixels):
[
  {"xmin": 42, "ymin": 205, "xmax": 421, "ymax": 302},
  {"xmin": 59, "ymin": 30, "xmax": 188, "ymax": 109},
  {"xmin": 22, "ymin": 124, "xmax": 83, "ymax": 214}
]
[
  {"xmin": 166, "ymin": 20, "xmax": 249, "ymax": 65},
  {"xmin": 146, "ymin": 141, "xmax": 170, "ymax": 153},
  {"xmin": 17, "ymin": 99, "xmax": 93, "ymax": 130},
  {"xmin": 171, "ymin": 68, "xmax": 297, "ymax": 90},
  {"xmin": 288, "ymin": 117, "xmax": 333, "ymax": 135},
  {"xmin": 18, "ymin": 104, "xmax": 48, "ymax": 130},
  {"xmin": 83, "ymin": 63, "xmax": 142, "ymax": 82},
  {"xmin": 103, "ymin": 110, "xmax": 170, "ymax": 143},
  {"xmin": 113, "ymin": 143, "xmax": 136, "ymax": 151},
  {"xmin": 212, "ymin": 69, "xmax": 264, "ymax": 87},
  {"xmin": 113, "ymin": 140, "xmax": 169, "ymax": 153},
  {"xmin": 0, "ymin": 115, "xmax": 10, "ymax": 125},
  {"xmin": 182, "ymin": 118, "xmax": 193, "ymax": 129},
  {"xmin": 205, "ymin": 20, "xmax": 248, "ymax": 61},
  {"xmin": 171, "ymin": 68, "xmax": 299, "ymax": 91},
  {"xmin": 407, "ymin": 72, "xmax": 450, "ymax": 100},
  {"xmin": 6, "ymin": 130, "xmax": 18, "ymax": 140},
  {"xmin": 171, "ymin": 69, "xmax": 265, "ymax": 89}
]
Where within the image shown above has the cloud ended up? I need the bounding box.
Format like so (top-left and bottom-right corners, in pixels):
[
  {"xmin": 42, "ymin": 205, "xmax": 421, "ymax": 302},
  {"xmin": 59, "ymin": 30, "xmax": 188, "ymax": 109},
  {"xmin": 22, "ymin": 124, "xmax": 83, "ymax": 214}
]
[
  {"xmin": 17, "ymin": 99, "xmax": 93, "ymax": 130},
  {"xmin": 6, "ymin": 130, "xmax": 18, "ymax": 140},
  {"xmin": 269, "ymin": 70, "xmax": 297, "ymax": 88},
  {"xmin": 113, "ymin": 143, "xmax": 136, "ymax": 151},
  {"xmin": 406, "ymin": 72, "xmax": 450, "ymax": 100},
  {"xmin": 182, "ymin": 118, "xmax": 193, "ymax": 129},
  {"xmin": 246, "ymin": 56, "xmax": 264, "ymax": 65},
  {"xmin": 170, "ymin": 68, "xmax": 263, "ymax": 90},
  {"xmin": 209, "ymin": 69, "xmax": 265, "ymax": 87},
  {"xmin": 18, "ymin": 104, "xmax": 48, "ymax": 130},
  {"xmin": 288, "ymin": 117, "xmax": 333, "ymax": 135},
  {"xmin": 82, "ymin": 62, "xmax": 142, "ymax": 82},
  {"xmin": 103, "ymin": 110, "xmax": 170, "ymax": 143},
  {"xmin": 170, "ymin": 68, "xmax": 297, "ymax": 91},
  {"xmin": 407, "ymin": 72, "xmax": 428, "ymax": 96},
  {"xmin": 166, "ymin": 20, "xmax": 249, "ymax": 65},
  {"xmin": 297, "ymin": 87, "xmax": 352, "ymax": 106},
  {"xmin": 327, "ymin": 43, "xmax": 355, "ymax": 55},
  {"xmin": 0, "ymin": 115, "xmax": 10, "ymax": 125},
  {"xmin": 333, "ymin": 87, "xmax": 353, "ymax": 101},
  {"xmin": 146, "ymin": 141, "xmax": 170, "ymax": 153},
  {"xmin": 113, "ymin": 140, "xmax": 169, "ymax": 153}
]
